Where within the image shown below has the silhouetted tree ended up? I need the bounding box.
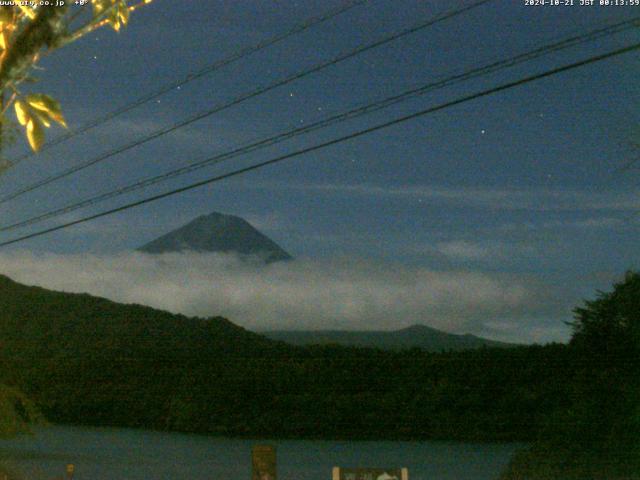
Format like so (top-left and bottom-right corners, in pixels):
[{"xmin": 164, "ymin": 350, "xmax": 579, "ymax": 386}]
[
  {"xmin": 502, "ymin": 271, "xmax": 640, "ymax": 480},
  {"xmin": 570, "ymin": 270, "xmax": 640, "ymax": 359}
]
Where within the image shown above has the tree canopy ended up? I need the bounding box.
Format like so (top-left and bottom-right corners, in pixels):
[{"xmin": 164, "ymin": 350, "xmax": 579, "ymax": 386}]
[
  {"xmin": 570, "ymin": 270, "xmax": 640, "ymax": 359},
  {"xmin": 502, "ymin": 271, "xmax": 640, "ymax": 480},
  {"xmin": 0, "ymin": 0, "xmax": 151, "ymax": 164}
]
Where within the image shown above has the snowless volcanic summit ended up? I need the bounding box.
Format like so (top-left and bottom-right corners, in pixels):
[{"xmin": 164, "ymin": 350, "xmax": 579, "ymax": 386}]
[{"xmin": 137, "ymin": 211, "xmax": 292, "ymax": 263}]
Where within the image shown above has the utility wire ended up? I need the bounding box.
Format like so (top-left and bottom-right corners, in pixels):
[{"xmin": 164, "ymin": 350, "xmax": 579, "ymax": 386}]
[
  {"xmin": 1, "ymin": 41, "xmax": 637, "ymax": 248},
  {"xmin": 2, "ymin": 16, "xmax": 637, "ymax": 234},
  {"xmin": 3, "ymin": 0, "xmax": 369, "ymax": 169},
  {"xmin": 0, "ymin": 0, "xmax": 492, "ymax": 205}
]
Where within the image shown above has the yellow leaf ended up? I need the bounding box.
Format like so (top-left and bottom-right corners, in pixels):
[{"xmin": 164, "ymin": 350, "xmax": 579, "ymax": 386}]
[
  {"xmin": 25, "ymin": 94, "xmax": 67, "ymax": 128},
  {"xmin": 92, "ymin": 0, "xmax": 112, "ymax": 17},
  {"xmin": 52, "ymin": 112, "xmax": 67, "ymax": 128},
  {"xmin": 26, "ymin": 118, "xmax": 45, "ymax": 152},
  {"xmin": 118, "ymin": 1, "xmax": 129, "ymax": 25},
  {"xmin": 25, "ymin": 94, "xmax": 56, "ymax": 113},
  {"xmin": 14, "ymin": 100, "xmax": 29, "ymax": 126},
  {"xmin": 33, "ymin": 111, "xmax": 51, "ymax": 128},
  {"xmin": 109, "ymin": 8, "xmax": 121, "ymax": 31},
  {"xmin": 17, "ymin": 5, "xmax": 36, "ymax": 19},
  {"xmin": 0, "ymin": 31, "xmax": 8, "ymax": 51}
]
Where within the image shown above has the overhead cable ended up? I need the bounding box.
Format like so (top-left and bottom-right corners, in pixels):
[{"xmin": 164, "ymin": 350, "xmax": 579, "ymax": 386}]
[
  {"xmin": 1, "ymin": 41, "xmax": 637, "ymax": 247},
  {"xmin": 3, "ymin": 0, "xmax": 370, "ymax": 169},
  {"xmin": 0, "ymin": 0, "xmax": 492, "ymax": 204},
  {"xmin": 2, "ymin": 16, "xmax": 637, "ymax": 233}
]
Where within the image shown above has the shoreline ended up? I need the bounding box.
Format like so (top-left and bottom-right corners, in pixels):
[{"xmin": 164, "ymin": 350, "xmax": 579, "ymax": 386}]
[{"xmin": 22, "ymin": 421, "xmax": 533, "ymax": 445}]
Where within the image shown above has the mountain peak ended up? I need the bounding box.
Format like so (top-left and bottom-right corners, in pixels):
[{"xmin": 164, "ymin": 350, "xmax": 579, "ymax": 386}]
[{"xmin": 137, "ymin": 211, "xmax": 292, "ymax": 263}]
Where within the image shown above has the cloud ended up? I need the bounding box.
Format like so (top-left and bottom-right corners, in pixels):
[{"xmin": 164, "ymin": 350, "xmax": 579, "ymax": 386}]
[
  {"xmin": 481, "ymin": 318, "xmax": 571, "ymax": 345},
  {"xmin": 242, "ymin": 212, "xmax": 290, "ymax": 233},
  {"xmin": 496, "ymin": 216, "xmax": 638, "ymax": 234},
  {"xmin": 91, "ymin": 116, "xmax": 238, "ymax": 154},
  {"xmin": 0, "ymin": 251, "xmax": 570, "ymax": 343},
  {"xmin": 543, "ymin": 217, "xmax": 629, "ymax": 229},
  {"xmin": 436, "ymin": 241, "xmax": 491, "ymax": 261},
  {"xmin": 244, "ymin": 182, "xmax": 640, "ymax": 212},
  {"xmin": 407, "ymin": 240, "xmax": 537, "ymax": 263}
]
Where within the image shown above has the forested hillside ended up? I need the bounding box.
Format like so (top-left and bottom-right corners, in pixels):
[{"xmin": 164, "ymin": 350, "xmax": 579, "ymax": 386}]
[
  {"xmin": 0, "ymin": 274, "xmax": 571, "ymax": 441},
  {"xmin": 2, "ymin": 271, "xmax": 638, "ymax": 478}
]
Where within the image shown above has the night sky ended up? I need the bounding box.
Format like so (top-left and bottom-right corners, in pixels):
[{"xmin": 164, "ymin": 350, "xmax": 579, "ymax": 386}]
[{"xmin": 0, "ymin": 0, "xmax": 638, "ymax": 343}]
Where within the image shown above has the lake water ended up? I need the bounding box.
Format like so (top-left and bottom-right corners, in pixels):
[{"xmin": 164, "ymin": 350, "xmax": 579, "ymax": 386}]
[{"xmin": 0, "ymin": 426, "xmax": 522, "ymax": 480}]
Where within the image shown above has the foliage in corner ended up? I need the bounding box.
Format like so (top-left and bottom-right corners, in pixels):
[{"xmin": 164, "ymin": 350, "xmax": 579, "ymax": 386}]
[
  {"xmin": 0, "ymin": 383, "xmax": 46, "ymax": 438},
  {"xmin": 501, "ymin": 271, "xmax": 640, "ymax": 480},
  {"xmin": 569, "ymin": 270, "xmax": 640, "ymax": 357},
  {"xmin": 0, "ymin": 0, "xmax": 152, "ymax": 437},
  {"xmin": 0, "ymin": 0, "xmax": 152, "ymax": 158}
]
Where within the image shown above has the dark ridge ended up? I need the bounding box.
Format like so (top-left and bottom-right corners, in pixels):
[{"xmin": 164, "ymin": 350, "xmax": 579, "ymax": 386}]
[
  {"xmin": 0, "ymin": 273, "xmax": 572, "ymax": 443},
  {"xmin": 261, "ymin": 324, "xmax": 515, "ymax": 352}
]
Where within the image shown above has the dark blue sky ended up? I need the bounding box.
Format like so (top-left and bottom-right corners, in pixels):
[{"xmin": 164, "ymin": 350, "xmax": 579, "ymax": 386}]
[{"xmin": 0, "ymin": 0, "xmax": 638, "ymax": 341}]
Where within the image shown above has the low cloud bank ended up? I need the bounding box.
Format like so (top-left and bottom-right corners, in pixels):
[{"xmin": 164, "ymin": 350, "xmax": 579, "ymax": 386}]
[{"xmin": 0, "ymin": 251, "xmax": 570, "ymax": 343}]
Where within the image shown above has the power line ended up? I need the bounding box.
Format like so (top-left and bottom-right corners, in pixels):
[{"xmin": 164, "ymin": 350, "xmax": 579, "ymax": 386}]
[
  {"xmin": 3, "ymin": 0, "xmax": 369, "ymax": 169},
  {"xmin": 0, "ymin": 0, "xmax": 492, "ymax": 205},
  {"xmin": 1, "ymin": 41, "xmax": 637, "ymax": 248},
  {"xmin": 2, "ymin": 16, "xmax": 637, "ymax": 234}
]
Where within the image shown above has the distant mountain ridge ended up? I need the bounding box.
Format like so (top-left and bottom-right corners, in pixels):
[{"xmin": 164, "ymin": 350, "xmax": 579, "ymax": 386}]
[
  {"xmin": 0, "ymin": 273, "xmax": 566, "ymax": 442},
  {"xmin": 261, "ymin": 324, "xmax": 513, "ymax": 351},
  {"xmin": 138, "ymin": 211, "xmax": 292, "ymax": 262}
]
